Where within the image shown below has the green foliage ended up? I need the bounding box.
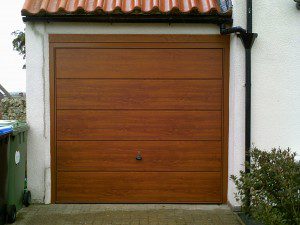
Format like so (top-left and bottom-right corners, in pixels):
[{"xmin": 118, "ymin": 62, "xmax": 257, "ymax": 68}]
[
  {"xmin": 12, "ymin": 30, "xmax": 26, "ymax": 69},
  {"xmin": 0, "ymin": 97, "xmax": 26, "ymax": 121},
  {"xmin": 231, "ymin": 148, "xmax": 300, "ymax": 225}
]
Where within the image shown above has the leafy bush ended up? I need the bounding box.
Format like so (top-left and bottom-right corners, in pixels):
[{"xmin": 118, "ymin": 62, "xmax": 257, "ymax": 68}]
[
  {"xmin": 0, "ymin": 97, "xmax": 26, "ymax": 121},
  {"xmin": 12, "ymin": 30, "xmax": 26, "ymax": 69},
  {"xmin": 231, "ymin": 148, "xmax": 300, "ymax": 225}
]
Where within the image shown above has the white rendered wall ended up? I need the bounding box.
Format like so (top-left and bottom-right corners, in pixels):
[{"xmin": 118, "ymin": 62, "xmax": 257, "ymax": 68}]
[
  {"xmin": 25, "ymin": 0, "xmax": 300, "ymax": 207},
  {"xmin": 251, "ymin": 1, "xmax": 300, "ymax": 156}
]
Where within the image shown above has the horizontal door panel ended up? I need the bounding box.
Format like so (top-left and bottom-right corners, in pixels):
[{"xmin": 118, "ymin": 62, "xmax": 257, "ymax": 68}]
[
  {"xmin": 56, "ymin": 79, "xmax": 222, "ymax": 110},
  {"xmin": 56, "ymin": 110, "xmax": 221, "ymax": 141},
  {"xmin": 57, "ymin": 141, "xmax": 222, "ymax": 172},
  {"xmin": 56, "ymin": 172, "xmax": 222, "ymax": 203},
  {"xmin": 56, "ymin": 48, "xmax": 222, "ymax": 79}
]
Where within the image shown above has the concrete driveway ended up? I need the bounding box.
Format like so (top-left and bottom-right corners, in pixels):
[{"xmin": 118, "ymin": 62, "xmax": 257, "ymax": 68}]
[{"xmin": 14, "ymin": 204, "xmax": 242, "ymax": 225}]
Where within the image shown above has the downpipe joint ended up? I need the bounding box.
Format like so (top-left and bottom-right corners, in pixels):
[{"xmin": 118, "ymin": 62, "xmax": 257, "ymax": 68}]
[{"xmin": 220, "ymin": 24, "xmax": 258, "ymax": 49}]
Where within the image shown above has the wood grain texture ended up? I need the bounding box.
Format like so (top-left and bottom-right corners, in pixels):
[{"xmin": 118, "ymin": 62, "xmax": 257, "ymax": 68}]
[
  {"xmin": 55, "ymin": 48, "xmax": 222, "ymax": 79},
  {"xmin": 52, "ymin": 42, "xmax": 226, "ymax": 50},
  {"xmin": 57, "ymin": 141, "xmax": 222, "ymax": 172},
  {"xmin": 56, "ymin": 110, "xmax": 222, "ymax": 141},
  {"xmin": 49, "ymin": 43, "xmax": 57, "ymax": 203},
  {"xmin": 56, "ymin": 79, "xmax": 222, "ymax": 110},
  {"xmin": 50, "ymin": 35, "xmax": 230, "ymax": 204},
  {"xmin": 49, "ymin": 34, "xmax": 228, "ymax": 43},
  {"xmin": 56, "ymin": 172, "xmax": 222, "ymax": 203}
]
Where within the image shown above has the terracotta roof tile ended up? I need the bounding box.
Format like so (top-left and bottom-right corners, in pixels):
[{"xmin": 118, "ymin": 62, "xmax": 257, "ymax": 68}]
[{"xmin": 22, "ymin": 0, "xmax": 232, "ymax": 16}]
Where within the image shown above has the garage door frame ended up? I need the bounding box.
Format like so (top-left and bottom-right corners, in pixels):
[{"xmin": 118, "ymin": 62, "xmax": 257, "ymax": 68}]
[{"xmin": 49, "ymin": 34, "xmax": 230, "ymax": 204}]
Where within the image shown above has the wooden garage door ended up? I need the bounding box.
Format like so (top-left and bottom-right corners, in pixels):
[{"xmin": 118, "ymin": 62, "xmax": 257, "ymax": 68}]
[{"xmin": 50, "ymin": 35, "xmax": 229, "ymax": 203}]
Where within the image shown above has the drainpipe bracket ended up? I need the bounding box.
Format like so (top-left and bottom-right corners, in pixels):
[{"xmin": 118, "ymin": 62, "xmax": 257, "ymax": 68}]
[{"xmin": 237, "ymin": 32, "xmax": 258, "ymax": 49}]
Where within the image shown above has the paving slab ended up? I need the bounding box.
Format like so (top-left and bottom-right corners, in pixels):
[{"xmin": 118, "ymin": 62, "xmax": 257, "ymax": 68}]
[{"xmin": 13, "ymin": 204, "xmax": 242, "ymax": 225}]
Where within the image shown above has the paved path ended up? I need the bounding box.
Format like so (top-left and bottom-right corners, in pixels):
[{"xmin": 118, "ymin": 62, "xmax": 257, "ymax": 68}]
[{"xmin": 14, "ymin": 204, "xmax": 242, "ymax": 225}]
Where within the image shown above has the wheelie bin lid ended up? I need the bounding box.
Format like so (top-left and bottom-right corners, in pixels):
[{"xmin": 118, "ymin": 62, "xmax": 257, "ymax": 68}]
[
  {"xmin": 0, "ymin": 120, "xmax": 29, "ymax": 136},
  {"xmin": 0, "ymin": 125, "xmax": 13, "ymax": 136}
]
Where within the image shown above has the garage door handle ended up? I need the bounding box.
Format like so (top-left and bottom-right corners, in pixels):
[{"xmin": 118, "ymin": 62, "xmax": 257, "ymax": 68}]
[{"xmin": 136, "ymin": 151, "xmax": 142, "ymax": 161}]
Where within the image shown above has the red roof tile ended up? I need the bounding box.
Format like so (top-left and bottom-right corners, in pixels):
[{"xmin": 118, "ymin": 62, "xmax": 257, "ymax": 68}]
[{"xmin": 22, "ymin": 0, "xmax": 232, "ymax": 16}]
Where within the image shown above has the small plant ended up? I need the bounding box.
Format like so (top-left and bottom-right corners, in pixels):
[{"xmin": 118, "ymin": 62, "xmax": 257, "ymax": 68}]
[{"xmin": 231, "ymin": 147, "xmax": 300, "ymax": 225}]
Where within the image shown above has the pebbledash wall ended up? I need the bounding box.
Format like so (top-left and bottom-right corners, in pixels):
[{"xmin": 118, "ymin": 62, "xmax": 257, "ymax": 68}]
[{"xmin": 25, "ymin": 0, "xmax": 300, "ymax": 207}]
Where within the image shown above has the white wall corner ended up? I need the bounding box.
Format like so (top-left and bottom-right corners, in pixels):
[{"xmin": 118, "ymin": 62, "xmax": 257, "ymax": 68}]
[
  {"xmin": 26, "ymin": 22, "xmax": 50, "ymax": 203},
  {"xmin": 227, "ymin": 0, "xmax": 247, "ymax": 208},
  {"xmin": 44, "ymin": 167, "xmax": 51, "ymax": 204}
]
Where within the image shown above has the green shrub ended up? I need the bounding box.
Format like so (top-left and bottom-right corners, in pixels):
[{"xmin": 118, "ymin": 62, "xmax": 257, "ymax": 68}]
[
  {"xmin": 231, "ymin": 148, "xmax": 300, "ymax": 225},
  {"xmin": 0, "ymin": 97, "xmax": 26, "ymax": 121}
]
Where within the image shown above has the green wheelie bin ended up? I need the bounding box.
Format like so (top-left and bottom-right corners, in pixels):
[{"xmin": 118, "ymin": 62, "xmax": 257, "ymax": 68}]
[
  {"xmin": 0, "ymin": 125, "xmax": 12, "ymax": 225},
  {"xmin": 0, "ymin": 121, "xmax": 31, "ymax": 224}
]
